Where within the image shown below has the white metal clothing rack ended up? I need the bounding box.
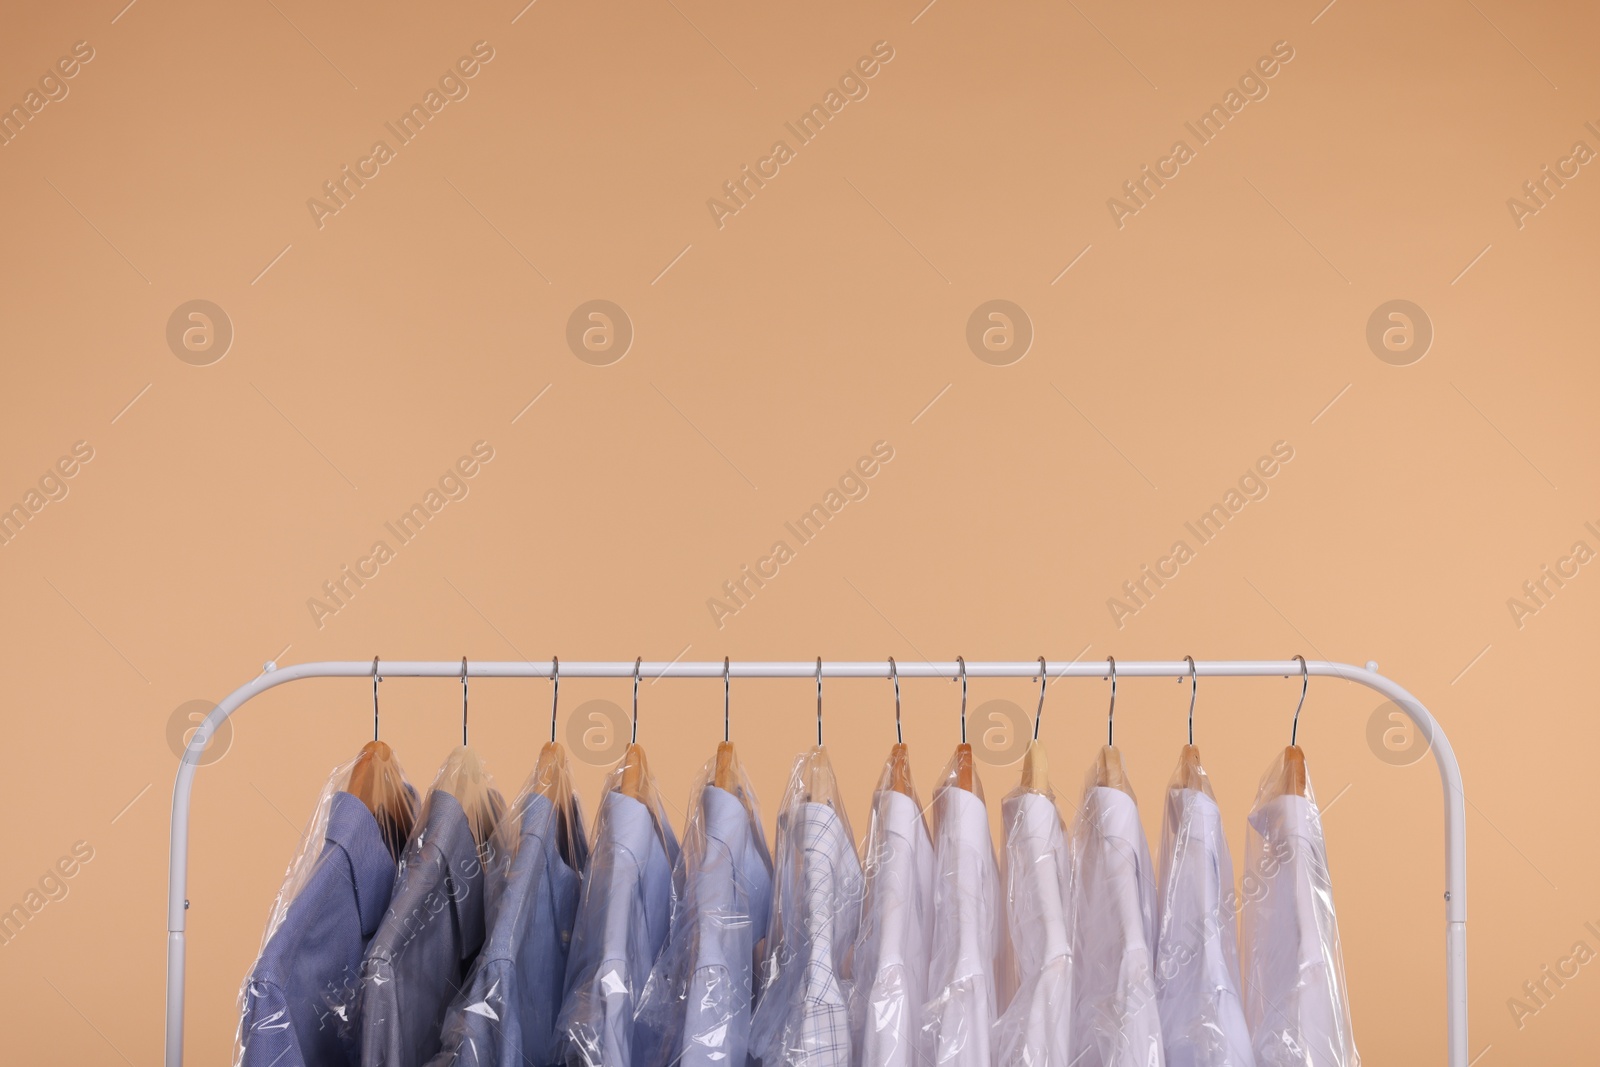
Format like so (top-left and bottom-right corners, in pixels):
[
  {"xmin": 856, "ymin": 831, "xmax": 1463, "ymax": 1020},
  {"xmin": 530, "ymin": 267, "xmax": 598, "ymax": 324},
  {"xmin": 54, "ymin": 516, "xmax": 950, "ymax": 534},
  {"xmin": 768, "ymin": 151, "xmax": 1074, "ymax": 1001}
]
[{"xmin": 165, "ymin": 658, "xmax": 1468, "ymax": 1067}]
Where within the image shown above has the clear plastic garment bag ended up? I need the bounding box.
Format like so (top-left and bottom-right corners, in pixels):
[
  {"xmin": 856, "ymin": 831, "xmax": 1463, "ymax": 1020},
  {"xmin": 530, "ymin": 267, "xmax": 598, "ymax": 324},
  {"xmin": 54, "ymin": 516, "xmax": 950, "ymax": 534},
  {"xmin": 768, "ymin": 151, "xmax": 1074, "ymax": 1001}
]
[
  {"xmin": 922, "ymin": 745, "xmax": 1003, "ymax": 1067},
  {"xmin": 557, "ymin": 745, "xmax": 680, "ymax": 1067},
  {"xmin": 235, "ymin": 748, "xmax": 417, "ymax": 1067},
  {"xmin": 851, "ymin": 743, "xmax": 935, "ymax": 1067},
  {"xmin": 425, "ymin": 741, "xmax": 589, "ymax": 1067},
  {"xmin": 359, "ymin": 748, "xmax": 510, "ymax": 1067},
  {"xmin": 749, "ymin": 747, "xmax": 864, "ymax": 1067},
  {"xmin": 994, "ymin": 778, "xmax": 1075, "ymax": 1066},
  {"xmin": 634, "ymin": 743, "xmax": 774, "ymax": 1067},
  {"xmin": 1241, "ymin": 747, "xmax": 1360, "ymax": 1067},
  {"xmin": 1068, "ymin": 745, "xmax": 1166, "ymax": 1067},
  {"xmin": 1155, "ymin": 747, "xmax": 1255, "ymax": 1067}
]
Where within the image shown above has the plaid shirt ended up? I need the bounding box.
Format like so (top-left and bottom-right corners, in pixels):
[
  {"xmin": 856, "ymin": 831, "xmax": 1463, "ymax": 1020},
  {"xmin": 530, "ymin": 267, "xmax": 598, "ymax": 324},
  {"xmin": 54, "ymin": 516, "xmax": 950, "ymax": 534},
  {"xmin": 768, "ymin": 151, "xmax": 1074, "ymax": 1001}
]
[{"xmin": 752, "ymin": 796, "xmax": 863, "ymax": 1067}]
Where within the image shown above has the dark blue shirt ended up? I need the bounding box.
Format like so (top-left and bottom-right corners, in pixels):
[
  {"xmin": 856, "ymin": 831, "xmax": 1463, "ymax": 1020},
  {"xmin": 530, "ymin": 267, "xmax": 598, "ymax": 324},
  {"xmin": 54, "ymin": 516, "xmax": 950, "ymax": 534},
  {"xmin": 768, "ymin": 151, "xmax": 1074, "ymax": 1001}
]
[
  {"xmin": 426, "ymin": 792, "xmax": 588, "ymax": 1067},
  {"xmin": 238, "ymin": 791, "xmax": 398, "ymax": 1067},
  {"xmin": 360, "ymin": 791, "xmax": 492, "ymax": 1067}
]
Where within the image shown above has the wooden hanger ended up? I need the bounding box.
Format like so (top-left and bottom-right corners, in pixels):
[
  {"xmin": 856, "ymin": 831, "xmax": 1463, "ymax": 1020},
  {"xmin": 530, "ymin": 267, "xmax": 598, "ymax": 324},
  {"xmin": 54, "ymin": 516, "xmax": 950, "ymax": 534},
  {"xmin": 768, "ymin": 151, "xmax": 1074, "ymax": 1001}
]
[
  {"xmin": 1020, "ymin": 740, "xmax": 1050, "ymax": 792},
  {"xmin": 1281, "ymin": 744, "xmax": 1308, "ymax": 797},
  {"xmin": 617, "ymin": 657, "xmax": 651, "ymax": 800},
  {"xmin": 952, "ymin": 742, "xmax": 976, "ymax": 791},
  {"xmin": 1019, "ymin": 657, "xmax": 1050, "ymax": 793},
  {"xmin": 439, "ymin": 744, "xmax": 506, "ymax": 856},
  {"xmin": 349, "ymin": 740, "xmax": 415, "ymax": 860},
  {"xmin": 802, "ymin": 747, "xmax": 834, "ymax": 803},
  {"xmin": 883, "ymin": 659, "xmax": 914, "ymax": 796},
  {"xmin": 617, "ymin": 742, "xmax": 651, "ymax": 800},
  {"xmin": 1094, "ymin": 744, "xmax": 1134, "ymax": 794},
  {"xmin": 1175, "ymin": 743, "xmax": 1207, "ymax": 791},
  {"xmin": 1093, "ymin": 658, "xmax": 1135, "ymax": 795},
  {"xmin": 713, "ymin": 741, "xmax": 740, "ymax": 791},
  {"xmin": 1282, "ymin": 655, "xmax": 1310, "ymax": 797},
  {"xmin": 713, "ymin": 658, "xmax": 741, "ymax": 791},
  {"xmin": 800, "ymin": 659, "xmax": 834, "ymax": 804},
  {"xmin": 442, "ymin": 660, "xmax": 506, "ymax": 856},
  {"xmin": 350, "ymin": 660, "xmax": 414, "ymax": 858},
  {"xmin": 531, "ymin": 741, "xmax": 577, "ymax": 860},
  {"xmin": 886, "ymin": 743, "xmax": 915, "ymax": 796},
  {"xmin": 535, "ymin": 658, "xmax": 579, "ymax": 863},
  {"xmin": 950, "ymin": 657, "xmax": 977, "ymax": 792},
  {"xmin": 1173, "ymin": 658, "xmax": 1206, "ymax": 791}
]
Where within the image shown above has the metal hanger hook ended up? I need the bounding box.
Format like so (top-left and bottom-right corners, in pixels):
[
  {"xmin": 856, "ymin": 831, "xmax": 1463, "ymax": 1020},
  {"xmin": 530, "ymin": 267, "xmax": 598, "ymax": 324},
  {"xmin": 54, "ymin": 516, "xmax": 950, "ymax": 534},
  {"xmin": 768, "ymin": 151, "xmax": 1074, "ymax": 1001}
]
[
  {"xmin": 956, "ymin": 656, "xmax": 968, "ymax": 744},
  {"xmin": 815, "ymin": 657, "xmax": 824, "ymax": 747},
  {"xmin": 1034, "ymin": 657, "xmax": 1047, "ymax": 742},
  {"xmin": 723, "ymin": 656, "xmax": 731, "ymax": 744},
  {"xmin": 1105, "ymin": 656, "xmax": 1117, "ymax": 747},
  {"xmin": 1290, "ymin": 654, "xmax": 1308, "ymax": 746},
  {"xmin": 888, "ymin": 657, "xmax": 902, "ymax": 745},
  {"xmin": 631, "ymin": 657, "xmax": 642, "ymax": 745},
  {"xmin": 460, "ymin": 657, "xmax": 469, "ymax": 747},
  {"xmin": 1185, "ymin": 655, "xmax": 1197, "ymax": 746},
  {"xmin": 549, "ymin": 656, "xmax": 560, "ymax": 744},
  {"xmin": 371, "ymin": 656, "xmax": 381, "ymax": 742}
]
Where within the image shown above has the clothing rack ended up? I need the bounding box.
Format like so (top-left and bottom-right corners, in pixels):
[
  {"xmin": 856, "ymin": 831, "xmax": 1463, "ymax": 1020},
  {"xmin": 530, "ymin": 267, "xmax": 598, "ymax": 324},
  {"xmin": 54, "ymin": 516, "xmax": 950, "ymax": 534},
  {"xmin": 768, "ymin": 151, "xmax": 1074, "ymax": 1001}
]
[{"xmin": 165, "ymin": 658, "xmax": 1467, "ymax": 1067}]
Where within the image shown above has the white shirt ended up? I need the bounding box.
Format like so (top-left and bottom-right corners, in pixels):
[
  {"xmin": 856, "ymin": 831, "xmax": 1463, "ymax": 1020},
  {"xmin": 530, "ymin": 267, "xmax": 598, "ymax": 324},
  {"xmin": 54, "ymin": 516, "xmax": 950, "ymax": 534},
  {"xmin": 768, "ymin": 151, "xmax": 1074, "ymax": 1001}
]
[
  {"xmin": 1241, "ymin": 793, "xmax": 1359, "ymax": 1067},
  {"xmin": 1155, "ymin": 787, "xmax": 1255, "ymax": 1067},
  {"xmin": 995, "ymin": 788, "xmax": 1073, "ymax": 1066},
  {"xmin": 925, "ymin": 785, "xmax": 1001, "ymax": 1067},
  {"xmin": 853, "ymin": 788, "xmax": 935, "ymax": 1067},
  {"xmin": 1070, "ymin": 785, "xmax": 1165, "ymax": 1067}
]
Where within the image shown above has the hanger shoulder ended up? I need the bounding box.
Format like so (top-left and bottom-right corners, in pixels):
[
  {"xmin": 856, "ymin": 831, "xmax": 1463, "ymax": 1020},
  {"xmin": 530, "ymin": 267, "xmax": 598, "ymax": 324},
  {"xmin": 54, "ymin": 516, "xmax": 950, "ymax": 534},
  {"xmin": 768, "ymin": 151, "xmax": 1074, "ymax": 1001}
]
[
  {"xmin": 1175, "ymin": 744, "xmax": 1206, "ymax": 791},
  {"xmin": 713, "ymin": 740, "xmax": 739, "ymax": 791},
  {"xmin": 953, "ymin": 742, "xmax": 975, "ymax": 792},
  {"xmin": 1020, "ymin": 739, "xmax": 1049, "ymax": 792},
  {"xmin": 618, "ymin": 743, "xmax": 651, "ymax": 800},
  {"xmin": 1281, "ymin": 744, "xmax": 1308, "ymax": 797},
  {"xmin": 1093, "ymin": 745, "xmax": 1131, "ymax": 793},
  {"xmin": 886, "ymin": 743, "xmax": 915, "ymax": 796}
]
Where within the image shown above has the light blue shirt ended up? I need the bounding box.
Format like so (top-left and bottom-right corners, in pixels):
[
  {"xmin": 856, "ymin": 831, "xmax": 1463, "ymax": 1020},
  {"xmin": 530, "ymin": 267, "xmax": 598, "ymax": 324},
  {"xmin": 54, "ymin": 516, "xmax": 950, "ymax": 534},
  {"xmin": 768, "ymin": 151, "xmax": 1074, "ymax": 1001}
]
[
  {"xmin": 426, "ymin": 792, "xmax": 589, "ymax": 1067},
  {"xmin": 636, "ymin": 784, "xmax": 774, "ymax": 1067},
  {"xmin": 558, "ymin": 789, "xmax": 678, "ymax": 1066}
]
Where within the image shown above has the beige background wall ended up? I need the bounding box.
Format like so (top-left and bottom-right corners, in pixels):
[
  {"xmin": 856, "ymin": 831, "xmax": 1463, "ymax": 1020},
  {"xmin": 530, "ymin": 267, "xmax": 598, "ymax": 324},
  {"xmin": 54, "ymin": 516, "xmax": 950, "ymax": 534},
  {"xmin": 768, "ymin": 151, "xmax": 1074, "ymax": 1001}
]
[{"xmin": 1, "ymin": 0, "xmax": 1595, "ymax": 1062}]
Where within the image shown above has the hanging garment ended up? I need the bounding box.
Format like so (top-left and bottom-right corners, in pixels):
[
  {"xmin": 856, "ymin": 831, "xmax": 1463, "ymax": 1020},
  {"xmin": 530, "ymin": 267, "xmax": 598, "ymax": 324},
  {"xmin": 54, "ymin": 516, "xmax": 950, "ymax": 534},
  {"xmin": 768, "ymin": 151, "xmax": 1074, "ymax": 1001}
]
[
  {"xmin": 236, "ymin": 788, "xmax": 403, "ymax": 1067},
  {"xmin": 922, "ymin": 757, "xmax": 1002, "ymax": 1067},
  {"xmin": 1069, "ymin": 754, "xmax": 1165, "ymax": 1067},
  {"xmin": 425, "ymin": 768, "xmax": 589, "ymax": 1067},
  {"xmin": 558, "ymin": 758, "xmax": 679, "ymax": 1067},
  {"xmin": 1240, "ymin": 749, "xmax": 1359, "ymax": 1067},
  {"xmin": 750, "ymin": 747, "xmax": 863, "ymax": 1067},
  {"xmin": 993, "ymin": 784, "xmax": 1074, "ymax": 1067},
  {"xmin": 635, "ymin": 752, "xmax": 774, "ymax": 1067},
  {"xmin": 850, "ymin": 757, "xmax": 935, "ymax": 1067},
  {"xmin": 1154, "ymin": 753, "xmax": 1254, "ymax": 1067},
  {"xmin": 360, "ymin": 749, "xmax": 508, "ymax": 1067}
]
